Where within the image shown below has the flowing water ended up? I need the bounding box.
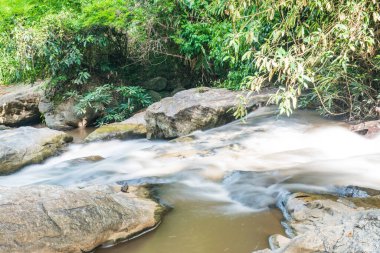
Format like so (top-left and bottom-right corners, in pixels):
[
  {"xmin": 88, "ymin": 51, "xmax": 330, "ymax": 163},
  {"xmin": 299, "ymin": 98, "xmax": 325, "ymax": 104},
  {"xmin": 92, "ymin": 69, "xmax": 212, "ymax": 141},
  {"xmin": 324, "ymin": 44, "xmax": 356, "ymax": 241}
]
[{"xmin": 1, "ymin": 107, "xmax": 380, "ymax": 253}]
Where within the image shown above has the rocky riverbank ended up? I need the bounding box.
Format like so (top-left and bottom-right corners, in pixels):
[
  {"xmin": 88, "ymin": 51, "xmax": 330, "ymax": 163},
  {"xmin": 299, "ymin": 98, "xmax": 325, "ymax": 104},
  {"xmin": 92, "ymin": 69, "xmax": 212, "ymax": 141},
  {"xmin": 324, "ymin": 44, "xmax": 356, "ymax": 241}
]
[
  {"xmin": 255, "ymin": 189, "xmax": 380, "ymax": 253},
  {"xmin": 1, "ymin": 83, "xmax": 380, "ymax": 253}
]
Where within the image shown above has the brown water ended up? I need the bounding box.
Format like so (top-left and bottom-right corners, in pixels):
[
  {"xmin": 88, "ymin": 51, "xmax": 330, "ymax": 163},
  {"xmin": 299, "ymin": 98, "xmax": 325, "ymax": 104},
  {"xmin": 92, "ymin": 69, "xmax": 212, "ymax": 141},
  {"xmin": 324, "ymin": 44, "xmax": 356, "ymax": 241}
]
[
  {"xmin": 97, "ymin": 183, "xmax": 284, "ymax": 253},
  {"xmin": 64, "ymin": 127, "xmax": 96, "ymax": 142}
]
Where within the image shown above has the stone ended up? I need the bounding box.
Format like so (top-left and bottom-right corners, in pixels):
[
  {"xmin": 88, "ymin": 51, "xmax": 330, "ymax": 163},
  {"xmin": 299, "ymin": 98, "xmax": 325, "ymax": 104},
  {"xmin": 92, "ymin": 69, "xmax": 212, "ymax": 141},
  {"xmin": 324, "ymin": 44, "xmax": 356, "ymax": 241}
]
[
  {"xmin": 145, "ymin": 87, "xmax": 273, "ymax": 139},
  {"xmin": 166, "ymin": 77, "xmax": 191, "ymax": 90},
  {"xmin": 147, "ymin": 90, "xmax": 162, "ymax": 102},
  {"xmin": 0, "ymin": 127, "xmax": 73, "ymax": 174},
  {"xmin": 0, "ymin": 185, "xmax": 165, "ymax": 253},
  {"xmin": 171, "ymin": 86, "xmax": 185, "ymax": 96},
  {"xmin": 350, "ymin": 120, "xmax": 380, "ymax": 137},
  {"xmin": 39, "ymin": 97, "xmax": 99, "ymax": 130},
  {"xmin": 0, "ymin": 84, "xmax": 42, "ymax": 126},
  {"xmin": 268, "ymin": 234, "xmax": 291, "ymax": 250},
  {"xmin": 0, "ymin": 125, "xmax": 10, "ymax": 130},
  {"xmin": 85, "ymin": 111, "xmax": 147, "ymax": 142},
  {"xmin": 142, "ymin": 77, "xmax": 167, "ymax": 91},
  {"xmin": 254, "ymin": 192, "xmax": 380, "ymax": 253},
  {"xmin": 64, "ymin": 155, "xmax": 104, "ymax": 164}
]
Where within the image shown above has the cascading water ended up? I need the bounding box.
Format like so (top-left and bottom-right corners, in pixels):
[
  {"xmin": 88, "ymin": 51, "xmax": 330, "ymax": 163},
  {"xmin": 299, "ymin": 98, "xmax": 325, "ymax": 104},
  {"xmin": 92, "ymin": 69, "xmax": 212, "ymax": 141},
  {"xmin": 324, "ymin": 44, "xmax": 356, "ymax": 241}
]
[{"xmin": 1, "ymin": 107, "xmax": 379, "ymax": 252}]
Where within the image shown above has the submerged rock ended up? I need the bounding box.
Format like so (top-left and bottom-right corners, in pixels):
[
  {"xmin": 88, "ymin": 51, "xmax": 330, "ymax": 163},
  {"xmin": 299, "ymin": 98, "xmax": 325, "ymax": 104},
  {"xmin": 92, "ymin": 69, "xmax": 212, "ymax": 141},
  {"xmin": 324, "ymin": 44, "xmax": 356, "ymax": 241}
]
[
  {"xmin": 0, "ymin": 125, "xmax": 10, "ymax": 130},
  {"xmin": 0, "ymin": 84, "xmax": 42, "ymax": 126},
  {"xmin": 145, "ymin": 87, "xmax": 272, "ymax": 139},
  {"xmin": 0, "ymin": 185, "xmax": 165, "ymax": 253},
  {"xmin": 0, "ymin": 127, "xmax": 73, "ymax": 174},
  {"xmin": 255, "ymin": 192, "xmax": 380, "ymax": 253},
  {"xmin": 85, "ymin": 111, "xmax": 147, "ymax": 142},
  {"xmin": 39, "ymin": 97, "xmax": 99, "ymax": 130}
]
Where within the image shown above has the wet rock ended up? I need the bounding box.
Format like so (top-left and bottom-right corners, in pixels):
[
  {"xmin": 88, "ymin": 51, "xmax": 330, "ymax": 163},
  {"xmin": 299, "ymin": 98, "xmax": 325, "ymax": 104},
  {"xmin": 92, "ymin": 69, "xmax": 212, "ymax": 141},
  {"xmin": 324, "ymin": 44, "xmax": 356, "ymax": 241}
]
[
  {"xmin": 0, "ymin": 125, "xmax": 10, "ymax": 130},
  {"xmin": 145, "ymin": 87, "xmax": 273, "ymax": 139},
  {"xmin": 0, "ymin": 185, "xmax": 165, "ymax": 253},
  {"xmin": 142, "ymin": 77, "xmax": 167, "ymax": 91},
  {"xmin": 350, "ymin": 119, "xmax": 380, "ymax": 137},
  {"xmin": 85, "ymin": 111, "xmax": 147, "ymax": 142},
  {"xmin": 334, "ymin": 185, "xmax": 380, "ymax": 198},
  {"xmin": 65, "ymin": 155, "xmax": 104, "ymax": 164},
  {"xmin": 269, "ymin": 234, "xmax": 291, "ymax": 250},
  {"xmin": 223, "ymin": 171, "xmax": 283, "ymax": 210},
  {"xmin": 0, "ymin": 127, "xmax": 73, "ymax": 174},
  {"xmin": 39, "ymin": 97, "xmax": 99, "ymax": 130},
  {"xmin": 255, "ymin": 192, "xmax": 380, "ymax": 253},
  {"xmin": 0, "ymin": 84, "xmax": 42, "ymax": 126}
]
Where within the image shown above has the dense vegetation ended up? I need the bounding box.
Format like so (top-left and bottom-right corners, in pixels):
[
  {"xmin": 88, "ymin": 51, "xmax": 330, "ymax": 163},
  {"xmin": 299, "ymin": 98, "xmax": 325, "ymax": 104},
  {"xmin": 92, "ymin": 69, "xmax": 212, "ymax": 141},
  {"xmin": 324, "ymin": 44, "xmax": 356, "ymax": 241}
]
[{"xmin": 0, "ymin": 0, "xmax": 379, "ymax": 121}]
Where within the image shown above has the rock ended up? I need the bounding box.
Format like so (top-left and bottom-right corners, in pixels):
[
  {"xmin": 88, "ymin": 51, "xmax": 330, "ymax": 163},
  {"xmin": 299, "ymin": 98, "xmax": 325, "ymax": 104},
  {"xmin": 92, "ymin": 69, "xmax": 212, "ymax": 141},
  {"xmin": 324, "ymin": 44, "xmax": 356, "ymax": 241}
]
[
  {"xmin": 0, "ymin": 185, "xmax": 165, "ymax": 253},
  {"xmin": 39, "ymin": 97, "xmax": 99, "ymax": 130},
  {"xmin": 142, "ymin": 77, "xmax": 167, "ymax": 91},
  {"xmin": 85, "ymin": 111, "xmax": 147, "ymax": 142},
  {"xmin": 148, "ymin": 90, "xmax": 162, "ymax": 102},
  {"xmin": 268, "ymin": 234, "xmax": 291, "ymax": 250},
  {"xmin": 159, "ymin": 91, "xmax": 172, "ymax": 99},
  {"xmin": 0, "ymin": 125, "xmax": 10, "ymax": 130},
  {"xmin": 171, "ymin": 86, "xmax": 185, "ymax": 96},
  {"xmin": 145, "ymin": 87, "xmax": 273, "ymax": 139},
  {"xmin": 0, "ymin": 84, "xmax": 42, "ymax": 126},
  {"xmin": 255, "ymin": 192, "xmax": 380, "ymax": 253},
  {"xmin": 350, "ymin": 120, "xmax": 380, "ymax": 137},
  {"xmin": 165, "ymin": 77, "xmax": 190, "ymax": 91},
  {"xmin": 0, "ymin": 127, "xmax": 73, "ymax": 174},
  {"xmin": 65, "ymin": 155, "xmax": 104, "ymax": 164}
]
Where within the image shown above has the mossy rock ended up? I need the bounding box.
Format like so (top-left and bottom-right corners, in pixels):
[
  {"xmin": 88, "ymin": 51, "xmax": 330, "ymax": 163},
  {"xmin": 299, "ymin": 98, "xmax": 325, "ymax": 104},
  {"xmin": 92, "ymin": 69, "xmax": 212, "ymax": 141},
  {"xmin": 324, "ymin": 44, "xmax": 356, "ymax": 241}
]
[{"xmin": 85, "ymin": 123, "xmax": 147, "ymax": 142}]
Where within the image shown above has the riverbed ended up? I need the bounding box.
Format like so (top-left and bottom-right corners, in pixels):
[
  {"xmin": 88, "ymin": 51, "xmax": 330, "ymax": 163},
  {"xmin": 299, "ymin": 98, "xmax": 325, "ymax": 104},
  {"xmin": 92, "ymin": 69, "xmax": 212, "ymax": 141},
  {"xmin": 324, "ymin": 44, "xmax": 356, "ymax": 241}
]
[{"xmin": 1, "ymin": 107, "xmax": 379, "ymax": 252}]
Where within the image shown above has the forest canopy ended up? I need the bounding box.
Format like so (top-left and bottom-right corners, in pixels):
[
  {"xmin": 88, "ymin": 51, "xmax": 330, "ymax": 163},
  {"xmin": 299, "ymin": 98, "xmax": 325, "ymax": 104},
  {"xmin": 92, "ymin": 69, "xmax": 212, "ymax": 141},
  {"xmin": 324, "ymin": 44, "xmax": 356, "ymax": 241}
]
[{"xmin": 0, "ymin": 0, "xmax": 379, "ymax": 120}]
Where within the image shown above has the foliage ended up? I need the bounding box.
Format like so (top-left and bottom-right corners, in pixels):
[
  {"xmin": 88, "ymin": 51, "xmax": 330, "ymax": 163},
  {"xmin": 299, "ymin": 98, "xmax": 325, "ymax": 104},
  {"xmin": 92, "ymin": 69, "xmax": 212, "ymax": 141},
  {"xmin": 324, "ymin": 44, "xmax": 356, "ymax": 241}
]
[
  {"xmin": 67, "ymin": 84, "xmax": 151, "ymax": 125},
  {"xmin": 0, "ymin": 0, "xmax": 379, "ymax": 120},
  {"xmin": 216, "ymin": 0, "xmax": 380, "ymax": 119}
]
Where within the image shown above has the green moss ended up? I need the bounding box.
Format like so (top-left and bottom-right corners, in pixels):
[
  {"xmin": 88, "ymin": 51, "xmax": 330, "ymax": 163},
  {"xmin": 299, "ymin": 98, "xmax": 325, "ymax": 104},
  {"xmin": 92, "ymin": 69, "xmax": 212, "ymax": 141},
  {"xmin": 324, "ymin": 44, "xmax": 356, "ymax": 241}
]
[{"xmin": 86, "ymin": 123, "xmax": 146, "ymax": 142}]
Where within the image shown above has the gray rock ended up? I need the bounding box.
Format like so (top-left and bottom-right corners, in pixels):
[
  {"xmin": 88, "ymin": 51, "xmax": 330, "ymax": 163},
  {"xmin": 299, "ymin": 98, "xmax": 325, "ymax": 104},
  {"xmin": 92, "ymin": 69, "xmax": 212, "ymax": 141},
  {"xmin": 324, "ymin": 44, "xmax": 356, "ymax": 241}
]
[
  {"xmin": 0, "ymin": 84, "xmax": 42, "ymax": 126},
  {"xmin": 0, "ymin": 185, "xmax": 165, "ymax": 253},
  {"xmin": 255, "ymin": 192, "xmax": 380, "ymax": 253},
  {"xmin": 85, "ymin": 111, "xmax": 147, "ymax": 142},
  {"xmin": 0, "ymin": 127, "xmax": 73, "ymax": 174},
  {"xmin": 142, "ymin": 77, "xmax": 167, "ymax": 91},
  {"xmin": 145, "ymin": 87, "xmax": 272, "ymax": 139},
  {"xmin": 39, "ymin": 97, "xmax": 99, "ymax": 130}
]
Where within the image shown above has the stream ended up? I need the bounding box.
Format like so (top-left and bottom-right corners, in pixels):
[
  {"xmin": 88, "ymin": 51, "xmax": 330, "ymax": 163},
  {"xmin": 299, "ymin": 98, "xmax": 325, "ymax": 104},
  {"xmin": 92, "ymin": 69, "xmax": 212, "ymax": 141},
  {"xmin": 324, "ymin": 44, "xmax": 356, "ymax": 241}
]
[{"xmin": 1, "ymin": 107, "xmax": 379, "ymax": 253}]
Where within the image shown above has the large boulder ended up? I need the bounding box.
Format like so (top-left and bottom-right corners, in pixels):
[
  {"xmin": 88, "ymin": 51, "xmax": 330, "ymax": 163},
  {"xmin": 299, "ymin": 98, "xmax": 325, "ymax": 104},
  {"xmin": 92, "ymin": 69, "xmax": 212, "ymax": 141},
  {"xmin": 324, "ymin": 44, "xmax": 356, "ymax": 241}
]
[
  {"xmin": 39, "ymin": 97, "xmax": 99, "ymax": 130},
  {"xmin": 85, "ymin": 111, "xmax": 147, "ymax": 142},
  {"xmin": 145, "ymin": 87, "xmax": 272, "ymax": 139},
  {"xmin": 255, "ymin": 192, "xmax": 380, "ymax": 253},
  {"xmin": 0, "ymin": 84, "xmax": 42, "ymax": 126},
  {"xmin": 0, "ymin": 127, "xmax": 73, "ymax": 174},
  {"xmin": 0, "ymin": 185, "xmax": 165, "ymax": 253}
]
